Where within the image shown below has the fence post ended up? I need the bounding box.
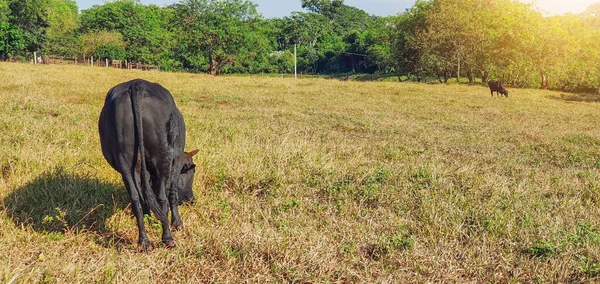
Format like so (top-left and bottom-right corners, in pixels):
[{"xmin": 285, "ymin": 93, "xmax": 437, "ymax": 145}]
[
  {"xmin": 91, "ymin": 56, "xmax": 93, "ymax": 67},
  {"xmin": 33, "ymin": 52, "xmax": 36, "ymax": 64},
  {"xmin": 106, "ymin": 58, "xmax": 108, "ymax": 67}
]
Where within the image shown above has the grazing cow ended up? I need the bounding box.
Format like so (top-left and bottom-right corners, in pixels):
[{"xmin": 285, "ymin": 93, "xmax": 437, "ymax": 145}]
[
  {"xmin": 488, "ymin": 80, "xmax": 509, "ymax": 97},
  {"xmin": 98, "ymin": 79, "xmax": 198, "ymax": 251}
]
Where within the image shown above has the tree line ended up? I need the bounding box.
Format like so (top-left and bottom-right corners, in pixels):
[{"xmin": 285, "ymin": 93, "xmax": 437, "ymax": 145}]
[{"xmin": 1, "ymin": 0, "xmax": 600, "ymax": 92}]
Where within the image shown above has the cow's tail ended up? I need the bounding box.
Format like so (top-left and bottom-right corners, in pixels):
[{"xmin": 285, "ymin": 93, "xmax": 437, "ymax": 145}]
[{"xmin": 130, "ymin": 80, "xmax": 167, "ymax": 222}]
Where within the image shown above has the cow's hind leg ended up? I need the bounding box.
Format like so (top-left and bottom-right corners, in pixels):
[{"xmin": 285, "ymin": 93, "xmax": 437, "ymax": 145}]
[
  {"xmin": 135, "ymin": 172, "xmax": 152, "ymax": 216},
  {"xmin": 122, "ymin": 173, "xmax": 153, "ymax": 251}
]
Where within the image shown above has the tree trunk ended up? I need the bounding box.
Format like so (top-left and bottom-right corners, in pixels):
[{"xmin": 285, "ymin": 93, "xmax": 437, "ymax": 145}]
[
  {"xmin": 416, "ymin": 72, "xmax": 421, "ymax": 83},
  {"xmin": 540, "ymin": 72, "xmax": 548, "ymax": 90},
  {"xmin": 482, "ymin": 71, "xmax": 489, "ymax": 84},
  {"xmin": 456, "ymin": 57, "xmax": 461, "ymax": 84},
  {"xmin": 443, "ymin": 70, "xmax": 450, "ymax": 84},
  {"xmin": 467, "ymin": 71, "xmax": 473, "ymax": 83},
  {"xmin": 210, "ymin": 59, "xmax": 218, "ymax": 76}
]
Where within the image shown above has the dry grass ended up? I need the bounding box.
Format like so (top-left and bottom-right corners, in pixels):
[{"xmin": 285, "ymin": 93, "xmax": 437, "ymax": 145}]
[{"xmin": 1, "ymin": 62, "xmax": 600, "ymax": 282}]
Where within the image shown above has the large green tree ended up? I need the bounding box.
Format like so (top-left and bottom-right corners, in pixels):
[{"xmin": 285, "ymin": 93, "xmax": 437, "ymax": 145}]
[
  {"xmin": 8, "ymin": 0, "xmax": 51, "ymax": 52},
  {"xmin": 45, "ymin": 0, "xmax": 79, "ymax": 57},
  {"xmin": 172, "ymin": 0, "xmax": 270, "ymax": 74},
  {"xmin": 298, "ymin": 0, "xmax": 378, "ymax": 73},
  {"xmin": 0, "ymin": 22, "xmax": 25, "ymax": 59},
  {"xmin": 80, "ymin": 0, "xmax": 174, "ymax": 67},
  {"xmin": 391, "ymin": 0, "xmax": 434, "ymax": 82}
]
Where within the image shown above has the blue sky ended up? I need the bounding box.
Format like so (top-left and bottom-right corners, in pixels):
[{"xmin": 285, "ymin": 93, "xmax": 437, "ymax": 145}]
[
  {"xmin": 75, "ymin": 0, "xmax": 414, "ymax": 18},
  {"xmin": 75, "ymin": 0, "xmax": 598, "ymax": 17}
]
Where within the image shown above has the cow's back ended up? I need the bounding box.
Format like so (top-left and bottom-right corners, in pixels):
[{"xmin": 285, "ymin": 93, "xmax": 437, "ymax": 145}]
[
  {"xmin": 488, "ymin": 80, "xmax": 500, "ymax": 90},
  {"xmin": 98, "ymin": 79, "xmax": 186, "ymax": 172}
]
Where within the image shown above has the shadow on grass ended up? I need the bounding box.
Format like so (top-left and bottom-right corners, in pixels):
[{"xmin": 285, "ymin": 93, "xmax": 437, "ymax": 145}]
[
  {"xmin": 324, "ymin": 73, "xmax": 491, "ymax": 85},
  {"xmin": 325, "ymin": 73, "xmax": 403, "ymax": 82},
  {"xmin": 3, "ymin": 167, "xmax": 132, "ymax": 247},
  {"xmin": 547, "ymin": 92, "xmax": 600, "ymax": 103}
]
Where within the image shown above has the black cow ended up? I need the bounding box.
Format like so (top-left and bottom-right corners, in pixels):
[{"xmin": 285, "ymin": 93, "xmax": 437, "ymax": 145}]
[
  {"xmin": 488, "ymin": 80, "xmax": 509, "ymax": 97},
  {"xmin": 98, "ymin": 79, "xmax": 198, "ymax": 251}
]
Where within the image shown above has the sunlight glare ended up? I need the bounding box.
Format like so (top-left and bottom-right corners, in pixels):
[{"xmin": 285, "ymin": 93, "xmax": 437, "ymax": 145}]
[{"xmin": 523, "ymin": 0, "xmax": 598, "ymax": 15}]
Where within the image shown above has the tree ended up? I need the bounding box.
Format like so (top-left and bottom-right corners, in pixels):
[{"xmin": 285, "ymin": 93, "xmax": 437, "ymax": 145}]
[
  {"xmin": 363, "ymin": 16, "xmax": 396, "ymax": 73},
  {"xmin": 81, "ymin": 30, "xmax": 126, "ymax": 60},
  {"xmin": 391, "ymin": 0, "xmax": 434, "ymax": 82},
  {"xmin": 8, "ymin": 0, "xmax": 51, "ymax": 52},
  {"xmin": 423, "ymin": 0, "xmax": 489, "ymax": 83},
  {"xmin": 297, "ymin": 0, "xmax": 377, "ymax": 73},
  {"xmin": 301, "ymin": 0, "xmax": 343, "ymax": 17},
  {"xmin": 80, "ymin": 0, "xmax": 174, "ymax": 66},
  {"xmin": 283, "ymin": 12, "xmax": 332, "ymax": 73},
  {"xmin": 173, "ymin": 0, "xmax": 269, "ymax": 75},
  {"xmin": 0, "ymin": 22, "xmax": 25, "ymax": 59},
  {"xmin": 267, "ymin": 50, "xmax": 294, "ymax": 73},
  {"xmin": 45, "ymin": 0, "xmax": 79, "ymax": 57},
  {"xmin": 94, "ymin": 44, "xmax": 126, "ymax": 60}
]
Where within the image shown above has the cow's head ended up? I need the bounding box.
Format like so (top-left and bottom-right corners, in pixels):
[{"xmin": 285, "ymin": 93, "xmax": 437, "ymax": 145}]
[
  {"xmin": 502, "ymin": 89, "xmax": 509, "ymax": 97},
  {"xmin": 176, "ymin": 149, "xmax": 199, "ymax": 205}
]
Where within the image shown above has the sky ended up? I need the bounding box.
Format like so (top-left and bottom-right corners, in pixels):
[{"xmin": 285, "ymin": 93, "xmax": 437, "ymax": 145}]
[{"xmin": 75, "ymin": 0, "xmax": 599, "ymax": 18}]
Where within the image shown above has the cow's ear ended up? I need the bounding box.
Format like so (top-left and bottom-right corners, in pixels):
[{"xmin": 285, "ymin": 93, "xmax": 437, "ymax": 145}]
[{"xmin": 186, "ymin": 149, "xmax": 199, "ymax": 158}]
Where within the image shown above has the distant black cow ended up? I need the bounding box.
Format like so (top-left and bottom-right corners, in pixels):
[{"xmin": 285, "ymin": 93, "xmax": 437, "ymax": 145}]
[
  {"xmin": 99, "ymin": 79, "xmax": 198, "ymax": 251},
  {"xmin": 488, "ymin": 80, "xmax": 509, "ymax": 97}
]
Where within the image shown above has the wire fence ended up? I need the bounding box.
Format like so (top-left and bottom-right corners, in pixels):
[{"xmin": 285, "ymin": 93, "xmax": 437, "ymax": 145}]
[{"xmin": 2, "ymin": 53, "xmax": 160, "ymax": 72}]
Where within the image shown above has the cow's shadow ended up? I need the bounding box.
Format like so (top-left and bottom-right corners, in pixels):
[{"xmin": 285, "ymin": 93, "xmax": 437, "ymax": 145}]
[
  {"xmin": 3, "ymin": 167, "xmax": 132, "ymax": 247},
  {"xmin": 547, "ymin": 92, "xmax": 600, "ymax": 103}
]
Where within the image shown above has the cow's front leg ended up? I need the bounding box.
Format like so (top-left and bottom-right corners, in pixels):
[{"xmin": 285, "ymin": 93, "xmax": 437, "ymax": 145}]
[
  {"xmin": 156, "ymin": 178, "xmax": 176, "ymax": 248},
  {"xmin": 169, "ymin": 187, "xmax": 184, "ymax": 231}
]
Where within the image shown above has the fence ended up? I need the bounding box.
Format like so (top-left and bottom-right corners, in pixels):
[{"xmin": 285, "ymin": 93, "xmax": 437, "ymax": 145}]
[
  {"xmin": 43, "ymin": 56, "xmax": 160, "ymax": 71},
  {"xmin": 2, "ymin": 53, "xmax": 160, "ymax": 72}
]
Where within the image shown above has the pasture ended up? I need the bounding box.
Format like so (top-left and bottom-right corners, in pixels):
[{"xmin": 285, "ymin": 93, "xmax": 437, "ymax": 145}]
[{"xmin": 1, "ymin": 62, "xmax": 600, "ymax": 282}]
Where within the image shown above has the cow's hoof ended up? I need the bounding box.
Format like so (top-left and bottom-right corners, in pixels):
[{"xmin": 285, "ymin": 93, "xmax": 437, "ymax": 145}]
[
  {"xmin": 138, "ymin": 240, "xmax": 154, "ymax": 252},
  {"xmin": 163, "ymin": 239, "xmax": 177, "ymax": 249},
  {"xmin": 171, "ymin": 220, "xmax": 184, "ymax": 231}
]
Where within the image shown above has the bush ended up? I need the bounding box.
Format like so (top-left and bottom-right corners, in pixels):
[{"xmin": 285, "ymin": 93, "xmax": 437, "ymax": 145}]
[{"xmin": 93, "ymin": 44, "xmax": 126, "ymax": 60}]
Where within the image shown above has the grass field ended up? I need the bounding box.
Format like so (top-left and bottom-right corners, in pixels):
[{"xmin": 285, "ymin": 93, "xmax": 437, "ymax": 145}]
[{"xmin": 1, "ymin": 62, "xmax": 600, "ymax": 282}]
